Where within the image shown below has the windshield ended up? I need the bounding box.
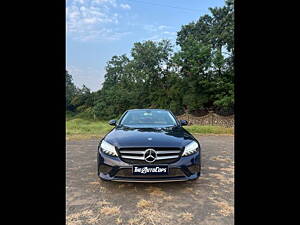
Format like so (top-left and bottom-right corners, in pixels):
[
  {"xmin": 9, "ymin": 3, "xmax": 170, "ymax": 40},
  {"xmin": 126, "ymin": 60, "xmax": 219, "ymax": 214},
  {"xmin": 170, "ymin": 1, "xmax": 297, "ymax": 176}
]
[{"xmin": 119, "ymin": 110, "xmax": 178, "ymax": 128}]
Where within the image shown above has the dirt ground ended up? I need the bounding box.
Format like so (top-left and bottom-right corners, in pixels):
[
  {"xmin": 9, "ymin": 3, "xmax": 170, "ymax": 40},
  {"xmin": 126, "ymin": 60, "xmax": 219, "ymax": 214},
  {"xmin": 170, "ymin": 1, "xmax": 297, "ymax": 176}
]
[{"xmin": 66, "ymin": 135, "xmax": 234, "ymax": 225}]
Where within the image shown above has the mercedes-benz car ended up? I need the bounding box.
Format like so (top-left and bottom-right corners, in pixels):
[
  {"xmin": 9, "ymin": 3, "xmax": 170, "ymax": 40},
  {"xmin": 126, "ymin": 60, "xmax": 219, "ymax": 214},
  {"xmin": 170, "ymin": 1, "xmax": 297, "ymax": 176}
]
[{"xmin": 97, "ymin": 109, "xmax": 201, "ymax": 182}]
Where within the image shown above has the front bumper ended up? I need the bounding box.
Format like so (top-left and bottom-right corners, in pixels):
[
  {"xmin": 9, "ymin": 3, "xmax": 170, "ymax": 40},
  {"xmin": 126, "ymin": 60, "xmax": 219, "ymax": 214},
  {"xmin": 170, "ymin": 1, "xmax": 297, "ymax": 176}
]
[{"xmin": 97, "ymin": 151, "xmax": 201, "ymax": 182}]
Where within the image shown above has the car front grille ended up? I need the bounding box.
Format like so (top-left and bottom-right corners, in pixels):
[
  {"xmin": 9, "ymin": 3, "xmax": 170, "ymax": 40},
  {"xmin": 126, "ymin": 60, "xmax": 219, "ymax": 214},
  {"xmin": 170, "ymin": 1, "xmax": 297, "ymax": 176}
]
[{"xmin": 118, "ymin": 147, "xmax": 182, "ymax": 164}]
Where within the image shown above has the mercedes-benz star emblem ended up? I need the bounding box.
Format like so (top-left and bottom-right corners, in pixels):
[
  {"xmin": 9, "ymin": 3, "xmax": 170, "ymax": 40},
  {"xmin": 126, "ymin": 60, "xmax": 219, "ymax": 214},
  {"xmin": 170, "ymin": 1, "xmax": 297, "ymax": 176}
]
[{"xmin": 144, "ymin": 149, "xmax": 157, "ymax": 163}]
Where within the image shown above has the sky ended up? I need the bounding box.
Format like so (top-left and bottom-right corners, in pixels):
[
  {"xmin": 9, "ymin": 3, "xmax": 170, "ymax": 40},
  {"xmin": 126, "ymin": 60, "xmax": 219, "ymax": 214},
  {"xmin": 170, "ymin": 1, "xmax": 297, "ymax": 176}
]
[{"xmin": 66, "ymin": 0, "xmax": 226, "ymax": 92}]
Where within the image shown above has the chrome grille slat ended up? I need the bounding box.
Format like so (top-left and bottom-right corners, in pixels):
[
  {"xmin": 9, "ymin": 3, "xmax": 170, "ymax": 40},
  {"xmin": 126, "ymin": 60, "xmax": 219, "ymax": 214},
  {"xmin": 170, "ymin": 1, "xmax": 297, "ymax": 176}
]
[
  {"xmin": 156, "ymin": 150, "xmax": 181, "ymax": 154},
  {"xmin": 121, "ymin": 155, "xmax": 145, "ymax": 160},
  {"xmin": 119, "ymin": 151, "xmax": 145, "ymax": 154},
  {"xmin": 156, "ymin": 155, "xmax": 179, "ymax": 160},
  {"xmin": 119, "ymin": 148, "xmax": 182, "ymax": 163}
]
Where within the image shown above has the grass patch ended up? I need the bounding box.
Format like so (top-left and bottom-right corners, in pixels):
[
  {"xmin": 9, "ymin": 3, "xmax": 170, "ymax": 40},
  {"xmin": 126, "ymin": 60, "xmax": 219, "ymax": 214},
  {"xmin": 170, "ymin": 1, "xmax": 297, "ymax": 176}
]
[
  {"xmin": 100, "ymin": 206, "xmax": 120, "ymax": 216},
  {"xmin": 137, "ymin": 199, "xmax": 152, "ymax": 208},
  {"xmin": 66, "ymin": 118, "xmax": 109, "ymax": 133},
  {"xmin": 66, "ymin": 118, "xmax": 112, "ymax": 140},
  {"xmin": 145, "ymin": 186, "xmax": 166, "ymax": 197},
  {"xmin": 185, "ymin": 125, "xmax": 234, "ymax": 134},
  {"xmin": 66, "ymin": 118, "xmax": 233, "ymax": 140},
  {"xmin": 180, "ymin": 212, "xmax": 194, "ymax": 221},
  {"xmin": 115, "ymin": 217, "xmax": 122, "ymax": 224},
  {"xmin": 179, "ymin": 212, "xmax": 194, "ymax": 221}
]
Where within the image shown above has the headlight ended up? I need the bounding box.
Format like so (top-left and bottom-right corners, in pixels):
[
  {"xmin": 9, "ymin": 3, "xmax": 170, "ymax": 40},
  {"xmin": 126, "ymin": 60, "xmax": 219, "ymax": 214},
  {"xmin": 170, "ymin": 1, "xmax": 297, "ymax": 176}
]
[
  {"xmin": 182, "ymin": 141, "xmax": 199, "ymax": 156},
  {"xmin": 100, "ymin": 140, "xmax": 118, "ymax": 156}
]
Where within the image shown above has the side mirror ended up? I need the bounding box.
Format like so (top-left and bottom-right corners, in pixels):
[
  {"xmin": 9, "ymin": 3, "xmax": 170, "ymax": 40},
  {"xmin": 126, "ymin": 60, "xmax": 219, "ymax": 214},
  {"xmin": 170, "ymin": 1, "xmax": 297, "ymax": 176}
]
[
  {"xmin": 108, "ymin": 119, "xmax": 117, "ymax": 126},
  {"xmin": 180, "ymin": 120, "xmax": 188, "ymax": 126}
]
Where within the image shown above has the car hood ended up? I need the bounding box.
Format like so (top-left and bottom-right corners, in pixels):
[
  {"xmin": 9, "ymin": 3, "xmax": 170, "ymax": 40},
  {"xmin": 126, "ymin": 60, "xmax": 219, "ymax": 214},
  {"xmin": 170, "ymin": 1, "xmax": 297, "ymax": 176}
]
[{"xmin": 104, "ymin": 126, "xmax": 195, "ymax": 148}]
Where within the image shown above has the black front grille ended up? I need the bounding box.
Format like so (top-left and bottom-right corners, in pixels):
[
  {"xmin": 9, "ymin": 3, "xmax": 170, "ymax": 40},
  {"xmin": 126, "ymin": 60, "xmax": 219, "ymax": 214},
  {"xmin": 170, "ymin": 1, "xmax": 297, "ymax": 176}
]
[
  {"xmin": 188, "ymin": 164, "xmax": 201, "ymax": 174},
  {"xmin": 115, "ymin": 168, "xmax": 185, "ymax": 178},
  {"xmin": 98, "ymin": 164, "xmax": 112, "ymax": 174},
  {"xmin": 118, "ymin": 147, "xmax": 182, "ymax": 164}
]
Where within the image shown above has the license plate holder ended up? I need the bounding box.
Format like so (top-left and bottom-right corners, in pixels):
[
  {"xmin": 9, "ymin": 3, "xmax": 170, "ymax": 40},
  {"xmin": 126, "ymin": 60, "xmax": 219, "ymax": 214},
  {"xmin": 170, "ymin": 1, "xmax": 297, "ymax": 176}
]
[{"xmin": 132, "ymin": 165, "xmax": 169, "ymax": 175}]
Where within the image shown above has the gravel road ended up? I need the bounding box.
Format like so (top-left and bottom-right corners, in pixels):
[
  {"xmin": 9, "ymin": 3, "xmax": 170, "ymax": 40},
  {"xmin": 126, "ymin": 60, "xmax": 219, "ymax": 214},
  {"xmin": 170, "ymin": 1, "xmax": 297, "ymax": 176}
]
[{"xmin": 66, "ymin": 135, "xmax": 234, "ymax": 225}]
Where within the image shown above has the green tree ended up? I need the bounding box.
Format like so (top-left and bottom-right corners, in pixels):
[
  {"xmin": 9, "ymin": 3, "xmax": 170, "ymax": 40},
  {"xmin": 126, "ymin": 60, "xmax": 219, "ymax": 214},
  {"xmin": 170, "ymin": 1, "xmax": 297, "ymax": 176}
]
[
  {"xmin": 175, "ymin": 0, "xmax": 234, "ymax": 112},
  {"xmin": 65, "ymin": 70, "xmax": 78, "ymax": 112}
]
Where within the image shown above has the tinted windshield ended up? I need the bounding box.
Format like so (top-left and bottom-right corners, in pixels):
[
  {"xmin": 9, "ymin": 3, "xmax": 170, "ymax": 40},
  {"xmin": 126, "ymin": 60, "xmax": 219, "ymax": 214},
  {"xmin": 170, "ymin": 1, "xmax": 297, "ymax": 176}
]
[{"xmin": 119, "ymin": 110, "xmax": 178, "ymax": 128}]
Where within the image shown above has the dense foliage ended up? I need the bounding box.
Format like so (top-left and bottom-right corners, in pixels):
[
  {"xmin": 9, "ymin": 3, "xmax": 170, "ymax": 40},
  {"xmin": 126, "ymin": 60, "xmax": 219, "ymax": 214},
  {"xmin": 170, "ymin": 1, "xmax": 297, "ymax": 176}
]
[{"xmin": 66, "ymin": 0, "xmax": 234, "ymax": 120}]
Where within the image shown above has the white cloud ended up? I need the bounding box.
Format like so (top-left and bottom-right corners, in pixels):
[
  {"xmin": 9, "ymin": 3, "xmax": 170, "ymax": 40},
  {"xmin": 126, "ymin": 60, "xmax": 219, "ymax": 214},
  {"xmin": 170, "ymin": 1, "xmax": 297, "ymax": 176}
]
[
  {"xmin": 143, "ymin": 24, "xmax": 157, "ymax": 32},
  {"xmin": 142, "ymin": 24, "xmax": 176, "ymax": 42},
  {"xmin": 83, "ymin": 17, "xmax": 98, "ymax": 24},
  {"xmin": 143, "ymin": 24, "xmax": 172, "ymax": 33},
  {"xmin": 163, "ymin": 31, "xmax": 176, "ymax": 35},
  {"xmin": 158, "ymin": 25, "xmax": 168, "ymax": 30},
  {"xmin": 67, "ymin": 0, "xmax": 128, "ymax": 41},
  {"xmin": 120, "ymin": 3, "xmax": 131, "ymax": 10},
  {"xmin": 74, "ymin": 0, "xmax": 86, "ymax": 4},
  {"xmin": 92, "ymin": 0, "xmax": 117, "ymax": 7}
]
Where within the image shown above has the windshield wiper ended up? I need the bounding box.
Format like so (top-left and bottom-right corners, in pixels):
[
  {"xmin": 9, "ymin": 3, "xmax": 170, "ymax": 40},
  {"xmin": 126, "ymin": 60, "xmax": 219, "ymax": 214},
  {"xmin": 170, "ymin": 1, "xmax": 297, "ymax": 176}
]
[
  {"xmin": 118, "ymin": 124, "xmax": 131, "ymax": 129},
  {"xmin": 158, "ymin": 125, "xmax": 177, "ymax": 131},
  {"xmin": 165, "ymin": 125, "xmax": 177, "ymax": 128}
]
